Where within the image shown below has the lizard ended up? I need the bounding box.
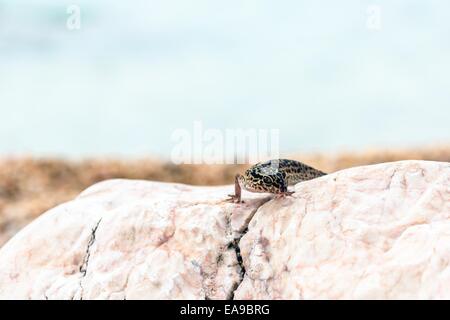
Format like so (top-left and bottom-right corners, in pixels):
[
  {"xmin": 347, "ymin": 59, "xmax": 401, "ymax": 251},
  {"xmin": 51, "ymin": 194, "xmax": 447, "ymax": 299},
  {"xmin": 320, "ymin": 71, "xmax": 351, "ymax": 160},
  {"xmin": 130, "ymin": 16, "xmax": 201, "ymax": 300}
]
[{"xmin": 226, "ymin": 159, "xmax": 326, "ymax": 203}]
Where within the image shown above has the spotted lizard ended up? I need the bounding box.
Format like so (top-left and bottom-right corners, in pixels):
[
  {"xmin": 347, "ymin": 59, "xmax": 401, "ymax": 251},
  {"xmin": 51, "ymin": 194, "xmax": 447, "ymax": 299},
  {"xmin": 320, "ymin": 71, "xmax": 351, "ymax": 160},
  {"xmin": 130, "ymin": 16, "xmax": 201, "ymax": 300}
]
[{"xmin": 226, "ymin": 159, "xmax": 326, "ymax": 203}]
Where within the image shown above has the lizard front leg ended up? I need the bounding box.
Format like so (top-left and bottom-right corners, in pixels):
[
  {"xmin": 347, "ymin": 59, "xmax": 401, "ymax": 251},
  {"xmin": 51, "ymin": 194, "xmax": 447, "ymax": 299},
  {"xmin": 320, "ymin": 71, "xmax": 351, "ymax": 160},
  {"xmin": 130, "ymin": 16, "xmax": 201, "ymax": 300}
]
[
  {"xmin": 273, "ymin": 175, "xmax": 295, "ymax": 199},
  {"xmin": 226, "ymin": 174, "xmax": 242, "ymax": 203},
  {"xmin": 274, "ymin": 191, "xmax": 295, "ymax": 199}
]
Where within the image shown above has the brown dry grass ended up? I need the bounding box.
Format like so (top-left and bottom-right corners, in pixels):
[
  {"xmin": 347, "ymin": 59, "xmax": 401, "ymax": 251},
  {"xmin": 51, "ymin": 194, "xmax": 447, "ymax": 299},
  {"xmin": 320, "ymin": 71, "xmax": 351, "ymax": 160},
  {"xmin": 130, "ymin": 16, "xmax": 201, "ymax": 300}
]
[{"xmin": 0, "ymin": 144, "xmax": 449, "ymax": 246}]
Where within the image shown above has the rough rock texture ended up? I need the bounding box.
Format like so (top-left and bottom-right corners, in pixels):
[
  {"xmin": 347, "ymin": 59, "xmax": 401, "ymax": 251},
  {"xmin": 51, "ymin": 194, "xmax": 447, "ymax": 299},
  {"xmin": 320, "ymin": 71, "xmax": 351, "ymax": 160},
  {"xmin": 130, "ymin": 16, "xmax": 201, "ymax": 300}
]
[
  {"xmin": 235, "ymin": 160, "xmax": 450, "ymax": 299},
  {"xmin": 0, "ymin": 160, "xmax": 449, "ymax": 299},
  {"xmin": 0, "ymin": 181, "xmax": 270, "ymax": 299}
]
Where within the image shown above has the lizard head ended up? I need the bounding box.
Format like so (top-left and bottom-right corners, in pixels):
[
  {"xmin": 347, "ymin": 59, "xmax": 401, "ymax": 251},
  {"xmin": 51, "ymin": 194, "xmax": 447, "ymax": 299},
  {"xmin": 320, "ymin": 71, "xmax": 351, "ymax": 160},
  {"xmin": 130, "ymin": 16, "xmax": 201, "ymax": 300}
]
[{"xmin": 243, "ymin": 168, "xmax": 287, "ymax": 194}]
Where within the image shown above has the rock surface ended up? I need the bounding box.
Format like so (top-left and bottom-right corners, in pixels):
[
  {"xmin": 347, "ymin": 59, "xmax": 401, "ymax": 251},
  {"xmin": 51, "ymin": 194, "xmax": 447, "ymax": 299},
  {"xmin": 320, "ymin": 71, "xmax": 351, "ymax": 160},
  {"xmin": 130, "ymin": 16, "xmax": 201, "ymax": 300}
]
[
  {"xmin": 0, "ymin": 181, "xmax": 270, "ymax": 300},
  {"xmin": 0, "ymin": 160, "xmax": 449, "ymax": 299},
  {"xmin": 236, "ymin": 160, "xmax": 450, "ymax": 299}
]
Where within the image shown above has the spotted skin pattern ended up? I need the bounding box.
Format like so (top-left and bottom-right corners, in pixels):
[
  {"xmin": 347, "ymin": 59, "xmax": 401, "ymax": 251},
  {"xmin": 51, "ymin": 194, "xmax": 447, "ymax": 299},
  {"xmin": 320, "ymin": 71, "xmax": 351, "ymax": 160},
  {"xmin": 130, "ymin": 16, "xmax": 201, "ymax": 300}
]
[{"xmin": 227, "ymin": 159, "xmax": 326, "ymax": 203}]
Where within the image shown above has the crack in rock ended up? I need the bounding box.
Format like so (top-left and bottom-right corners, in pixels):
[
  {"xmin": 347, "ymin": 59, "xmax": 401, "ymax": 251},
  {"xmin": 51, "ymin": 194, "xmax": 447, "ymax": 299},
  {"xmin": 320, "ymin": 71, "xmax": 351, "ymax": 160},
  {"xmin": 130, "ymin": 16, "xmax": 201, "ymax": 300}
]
[
  {"xmin": 78, "ymin": 218, "xmax": 102, "ymax": 299},
  {"xmin": 227, "ymin": 236, "xmax": 246, "ymax": 300},
  {"xmin": 226, "ymin": 198, "xmax": 271, "ymax": 300}
]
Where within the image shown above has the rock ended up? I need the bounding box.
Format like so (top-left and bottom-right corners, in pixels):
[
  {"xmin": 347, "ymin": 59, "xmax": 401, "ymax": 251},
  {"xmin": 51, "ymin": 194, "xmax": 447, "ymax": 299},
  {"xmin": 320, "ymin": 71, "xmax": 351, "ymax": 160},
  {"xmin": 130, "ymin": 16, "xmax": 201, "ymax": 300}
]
[
  {"xmin": 0, "ymin": 160, "xmax": 449, "ymax": 299},
  {"xmin": 0, "ymin": 180, "xmax": 270, "ymax": 299},
  {"xmin": 235, "ymin": 160, "xmax": 450, "ymax": 299}
]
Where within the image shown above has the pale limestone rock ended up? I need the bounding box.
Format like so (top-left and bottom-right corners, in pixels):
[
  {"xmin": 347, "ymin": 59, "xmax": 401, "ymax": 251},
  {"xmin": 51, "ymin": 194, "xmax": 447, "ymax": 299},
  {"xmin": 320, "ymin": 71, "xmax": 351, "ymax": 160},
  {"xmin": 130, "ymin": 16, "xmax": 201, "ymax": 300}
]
[
  {"xmin": 0, "ymin": 180, "xmax": 269, "ymax": 299},
  {"xmin": 234, "ymin": 160, "xmax": 450, "ymax": 299},
  {"xmin": 0, "ymin": 160, "xmax": 449, "ymax": 300}
]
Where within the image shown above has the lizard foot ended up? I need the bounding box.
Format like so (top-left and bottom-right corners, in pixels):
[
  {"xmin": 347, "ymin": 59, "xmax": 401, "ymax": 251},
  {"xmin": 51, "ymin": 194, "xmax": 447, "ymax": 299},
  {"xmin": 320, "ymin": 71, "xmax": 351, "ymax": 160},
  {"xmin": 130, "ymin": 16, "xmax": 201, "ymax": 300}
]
[
  {"xmin": 225, "ymin": 194, "xmax": 243, "ymax": 203},
  {"xmin": 274, "ymin": 191, "xmax": 295, "ymax": 199}
]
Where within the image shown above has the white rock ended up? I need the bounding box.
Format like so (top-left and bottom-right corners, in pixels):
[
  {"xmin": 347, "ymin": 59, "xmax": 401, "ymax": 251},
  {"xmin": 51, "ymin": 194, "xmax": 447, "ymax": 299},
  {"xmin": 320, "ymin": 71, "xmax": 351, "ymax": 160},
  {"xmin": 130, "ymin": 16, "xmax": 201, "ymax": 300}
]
[
  {"xmin": 0, "ymin": 160, "xmax": 449, "ymax": 299},
  {"xmin": 234, "ymin": 160, "xmax": 450, "ymax": 299},
  {"xmin": 0, "ymin": 180, "xmax": 269, "ymax": 299}
]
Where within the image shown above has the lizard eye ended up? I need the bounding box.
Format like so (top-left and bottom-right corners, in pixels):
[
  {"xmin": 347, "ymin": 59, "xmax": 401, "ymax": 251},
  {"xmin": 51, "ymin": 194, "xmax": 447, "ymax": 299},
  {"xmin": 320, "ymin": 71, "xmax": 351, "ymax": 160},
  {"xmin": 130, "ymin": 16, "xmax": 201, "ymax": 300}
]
[{"xmin": 262, "ymin": 176, "xmax": 272, "ymax": 184}]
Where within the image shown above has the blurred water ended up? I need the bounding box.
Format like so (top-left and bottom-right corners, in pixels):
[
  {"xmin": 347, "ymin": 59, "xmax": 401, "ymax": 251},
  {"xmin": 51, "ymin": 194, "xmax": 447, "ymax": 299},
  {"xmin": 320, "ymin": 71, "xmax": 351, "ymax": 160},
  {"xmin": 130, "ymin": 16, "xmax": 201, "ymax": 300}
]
[{"xmin": 0, "ymin": 0, "xmax": 449, "ymax": 157}]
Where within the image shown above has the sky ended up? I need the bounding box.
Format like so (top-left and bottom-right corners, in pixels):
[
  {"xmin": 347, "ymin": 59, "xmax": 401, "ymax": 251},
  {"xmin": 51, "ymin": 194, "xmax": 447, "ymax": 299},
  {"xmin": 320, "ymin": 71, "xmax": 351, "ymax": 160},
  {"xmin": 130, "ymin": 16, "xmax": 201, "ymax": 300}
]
[{"xmin": 0, "ymin": 0, "xmax": 449, "ymax": 158}]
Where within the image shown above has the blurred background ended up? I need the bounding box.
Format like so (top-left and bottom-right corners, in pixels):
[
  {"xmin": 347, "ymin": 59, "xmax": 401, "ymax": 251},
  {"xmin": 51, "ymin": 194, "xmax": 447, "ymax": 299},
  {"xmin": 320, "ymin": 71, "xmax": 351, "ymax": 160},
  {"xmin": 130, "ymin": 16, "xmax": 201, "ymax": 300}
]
[{"xmin": 0, "ymin": 0, "xmax": 449, "ymax": 245}]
